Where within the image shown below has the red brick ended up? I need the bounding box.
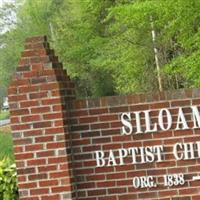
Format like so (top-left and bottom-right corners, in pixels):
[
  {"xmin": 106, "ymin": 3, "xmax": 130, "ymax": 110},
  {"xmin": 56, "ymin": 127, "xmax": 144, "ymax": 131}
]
[
  {"xmin": 20, "ymin": 100, "xmax": 39, "ymax": 108},
  {"xmin": 21, "ymin": 115, "xmax": 40, "ymax": 123},
  {"xmin": 99, "ymin": 114, "xmax": 118, "ymax": 121},
  {"xmin": 118, "ymin": 194, "xmax": 137, "ymax": 200},
  {"xmin": 14, "ymin": 146, "xmax": 23, "ymax": 153},
  {"xmin": 138, "ymin": 192, "xmax": 158, "ymax": 199},
  {"xmin": 18, "ymin": 85, "xmax": 39, "ymax": 93},
  {"xmin": 10, "ymin": 116, "xmax": 20, "ymax": 123},
  {"xmin": 28, "ymin": 173, "xmax": 47, "ymax": 181},
  {"xmin": 23, "ymin": 129, "xmax": 42, "ymax": 137},
  {"xmin": 41, "ymin": 194, "xmax": 59, "ymax": 200},
  {"xmin": 29, "ymin": 91, "xmax": 47, "ymax": 99},
  {"xmin": 9, "ymin": 95, "xmax": 27, "ymax": 102},
  {"xmin": 17, "ymin": 168, "xmax": 35, "ymax": 175},
  {"xmin": 12, "ymin": 124, "xmax": 30, "ymax": 131},
  {"xmin": 91, "ymin": 123, "xmax": 109, "ymax": 129},
  {"xmin": 30, "ymin": 188, "xmax": 49, "ymax": 195},
  {"xmin": 31, "ymin": 106, "xmax": 50, "ymax": 114},
  {"xmin": 46, "ymin": 142, "xmax": 66, "ymax": 149},
  {"xmin": 21, "ymin": 197, "xmax": 39, "ymax": 200},
  {"xmin": 39, "ymin": 180, "xmax": 58, "ymax": 187},
  {"xmin": 179, "ymin": 188, "xmax": 199, "ymax": 195},
  {"xmin": 89, "ymin": 108, "xmax": 108, "ymax": 115},
  {"xmin": 97, "ymin": 181, "xmax": 115, "ymax": 188},
  {"xmin": 107, "ymin": 173, "xmax": 126, "ymax": 180},
  {"xmin": 48, "ymin": 156, "xmax": 67, "ymax": 164},
  {"xmin": 35, "ymin": 136, "xmax": 54, "ymax": 143},
  {"xmin": 14, "ymin": 138, "xmax": 33, "ymax": 145},
  {"xmin": 25, "ymin": 144, "xmax": 43, "ymax": 151},
  {"xmin": 193, "ymin": 195, "xmax": 200, "ymax": 200},
  {"xmin": 171, "ymin": 100, "xmax": 191, "ymax": 107},
  {"xmin": 40, "ymin": 83, "xmax": 60, "ymax": 90},
  {"xmin": 45, "ymin": 127, "xmax": 65, "ymax": 135},
  {"xmin": 18, "ymin": 182, "xmax": 37, "ymax": 189},
  {"xmin": 8, "ymin": 87, "xmax": 18, "ymax": 95},
  {"xmin": 28, "ymin": 159, "xmax": 46, "ymax": 166},
  {"xmin": 36, "ymin": 150, "xmax": 54, "ymax": 157},
  {"xmin": 88, "ymin": 189, "xmax": 107, "ymax": 196},
  {"xmin": 51, "ymin": 186, "xmax": 72, "ymax": 193},
  {"xmin": 70, "ymin": 110, "xmax": 88, "ymax": 117},
  {"xmin": 54, "ymin": 119, "xmax": 65, "ymax": 127},
  {"xmin": 79, "ymin": 116, "xmax": 98, "ymax": 124},
  {"xmin": 109, "ymin": 106, "xmax": 129, "ymax": 113},
  {"xmin": 10, "ymin": 108, "xmax": 29, "ymax": 116},
  {"xmin": 10, "ymin": 79, "xmax": 30, "ymax": 87},
  {"xmin": 33, "ymin": 121, "xmax": 51, "ymax": 128},
  {"xmin": 50, "ymin": 171, "xmax": 69, "ymax": 178},
  {"xmin": 15, "ymin": 153, "xmax": 34, "ymax": 160},
  {"xmin": 38, "ymin": 165, "xmax": 57, "ymax": 173},
  {"xmin": 43, "ymin": 113, "xmax": 63, "ymax": 120},
  {"xmin": 108, "ymin": 188, "xmax": 126, "ymax": 194},
  {"xmin": 42, "ymin": 98, "xmax": 62, "ymax": 105}
]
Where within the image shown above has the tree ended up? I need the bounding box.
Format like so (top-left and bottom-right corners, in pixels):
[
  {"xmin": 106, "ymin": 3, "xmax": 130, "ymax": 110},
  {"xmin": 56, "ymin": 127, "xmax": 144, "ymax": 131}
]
[{"xmin": 2, "ymin": 0, "xmax": 200, "ymax": 97}]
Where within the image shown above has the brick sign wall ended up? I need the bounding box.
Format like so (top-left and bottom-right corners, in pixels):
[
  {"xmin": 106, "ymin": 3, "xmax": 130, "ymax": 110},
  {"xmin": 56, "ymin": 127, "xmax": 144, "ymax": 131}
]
[{"xmin": 8, "ymin": 36, "xmax": 200, "ymax": 200}]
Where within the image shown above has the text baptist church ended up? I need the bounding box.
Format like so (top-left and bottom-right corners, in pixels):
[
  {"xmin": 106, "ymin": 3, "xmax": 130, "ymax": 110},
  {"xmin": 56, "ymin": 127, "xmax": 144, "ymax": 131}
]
[{"xmin": 95, "ymin": 106, "xmax": 200, "ymax": 168}]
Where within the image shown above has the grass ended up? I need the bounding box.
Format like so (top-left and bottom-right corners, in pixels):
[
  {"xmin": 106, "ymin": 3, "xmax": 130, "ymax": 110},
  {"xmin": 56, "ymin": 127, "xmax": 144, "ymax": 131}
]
[
  {"xmin": 0, "ymin": 111, "xmax": 12, "ymax": 160},
  {"xmin": 0, "ymin": 111, "xmax": 10, "ymax": 120},
  {"xmin": 0, "ymin": 131, "xmax": 14, "ymax": 161}
]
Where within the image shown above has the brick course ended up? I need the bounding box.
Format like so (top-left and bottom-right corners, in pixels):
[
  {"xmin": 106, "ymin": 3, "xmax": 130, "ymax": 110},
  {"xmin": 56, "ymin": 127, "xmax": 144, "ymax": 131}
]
[
  {"xmin": 8, "ymin": 36, "xmax": 200, "ymax": 199},
  {"xmin": 9, "ymin": 36, "xmax": 76, "ymax": 200}
]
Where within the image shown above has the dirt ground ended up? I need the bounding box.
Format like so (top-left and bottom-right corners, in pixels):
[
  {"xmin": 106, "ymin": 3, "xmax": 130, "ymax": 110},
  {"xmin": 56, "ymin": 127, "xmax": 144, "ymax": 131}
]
[{"xmin": 0, "ymin": 125, "xmax": 11, "ymax": 133}]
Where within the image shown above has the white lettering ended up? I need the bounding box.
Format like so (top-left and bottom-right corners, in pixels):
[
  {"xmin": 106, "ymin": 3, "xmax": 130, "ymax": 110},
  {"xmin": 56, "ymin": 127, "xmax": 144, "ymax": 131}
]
[
  {"xmin": 119, "ymin": 148, "xmax": 128, "ymax": 165},
  {"xmin": 95, "ymin": 151, "xmax": 105, "ymax": 167},
  {"xmin": 144, "ymin": 110, "xmax": 157, "ymax": 133},
  {"xmin": 133, "ymin": 176, "xmax": 156, "ymax": 188},
  {"xmin": 183, "ymin": 143, "xmax": 195, "ymax": 160},
  {"xmin": 176, "ymin": 107, "xmax": 189, "ymax": 130},
  {"xmin": 158, "ymin": 109, "xmax": 172, "ymax": 131},
  {"xmin": 121, "ymin": 112, "xmax": 133, "ymax": 135},
  {"xmin": 107, "ymin": 150, "xmax": 117, "ymax": 166},
  {"xmin": 191, "ymin": 106, "xmax": 200, "ymax": 129},
  {"xmin": 173, "ymin": 143, "xmax": 183, "ymax": 160},
  {"xmin": 135, "ymin": 111, "xmax": 143, "ymax": 134}
]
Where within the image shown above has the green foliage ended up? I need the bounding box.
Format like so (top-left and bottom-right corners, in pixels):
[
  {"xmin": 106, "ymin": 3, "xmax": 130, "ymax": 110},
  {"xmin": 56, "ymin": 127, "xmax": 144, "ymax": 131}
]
[
  {"xmin": 0, "ymin": 158, "xmax": 18, "ymax": 200},
  {"xmin": 160, "ymin": 0, "xmax": 200, "ymax": 89},
  {"xmin": 2, "ymin": 0, "xmax": 200, "ymax": 96},
  {"xmin": 0, "ymin": 132, "xmax": 14, "ymax": 161}
]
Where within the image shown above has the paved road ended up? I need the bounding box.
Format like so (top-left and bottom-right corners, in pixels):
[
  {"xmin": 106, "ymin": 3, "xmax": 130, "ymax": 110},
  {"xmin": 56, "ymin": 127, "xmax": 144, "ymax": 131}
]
[{"xmin": 0, "ymin": 119, "xmax": 10, "ymax": 126}]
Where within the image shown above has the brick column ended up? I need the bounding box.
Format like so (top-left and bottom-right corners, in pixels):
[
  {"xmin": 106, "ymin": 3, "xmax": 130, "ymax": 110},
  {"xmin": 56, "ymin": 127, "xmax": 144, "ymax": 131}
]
[{"xmin": 8, "ymin": 36, "xmax": 76, "ymax": 200}]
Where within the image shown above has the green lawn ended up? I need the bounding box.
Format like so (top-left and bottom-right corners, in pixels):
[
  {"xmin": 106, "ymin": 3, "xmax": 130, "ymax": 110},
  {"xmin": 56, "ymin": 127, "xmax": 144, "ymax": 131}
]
[
  {"xmin": 0, "ymin": 111, "xmax": 10, "ymax": 120},
  {"xmin": 0, "ymin": 132, "xmax": 14, "ymax": 161},
  {"xmin": 0, "ymin": 110, "xmax": 14, "ymax": 161}
]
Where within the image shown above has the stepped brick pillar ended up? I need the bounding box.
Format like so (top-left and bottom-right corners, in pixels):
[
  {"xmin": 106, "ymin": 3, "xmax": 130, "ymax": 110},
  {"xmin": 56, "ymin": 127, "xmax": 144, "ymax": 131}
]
[{"xmin": 8, "ymin": 36, "xmax": 76, "ymax": 200}]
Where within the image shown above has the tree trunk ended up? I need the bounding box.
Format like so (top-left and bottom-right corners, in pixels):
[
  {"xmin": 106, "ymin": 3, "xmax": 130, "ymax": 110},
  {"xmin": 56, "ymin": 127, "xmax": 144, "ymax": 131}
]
[{"xmin": 150, "ymin": 16, "xmax": 163, "ymax": 92}]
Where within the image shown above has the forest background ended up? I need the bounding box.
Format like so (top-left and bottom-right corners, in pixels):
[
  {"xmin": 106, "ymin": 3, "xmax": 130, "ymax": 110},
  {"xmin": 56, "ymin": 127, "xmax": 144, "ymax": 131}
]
[{"xmin": 1, "ymin": 0, "xmax": 200, "ymax": 99}]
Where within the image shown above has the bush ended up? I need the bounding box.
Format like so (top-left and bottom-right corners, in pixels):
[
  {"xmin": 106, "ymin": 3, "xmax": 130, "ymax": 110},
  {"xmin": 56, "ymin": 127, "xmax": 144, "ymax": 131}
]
[{"xmin": 0, "ymin": 158, "xmax": 18, "ymax": 200}]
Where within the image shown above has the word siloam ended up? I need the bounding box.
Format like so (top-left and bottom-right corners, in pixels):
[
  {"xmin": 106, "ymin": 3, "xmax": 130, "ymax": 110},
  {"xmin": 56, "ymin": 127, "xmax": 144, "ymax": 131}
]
[{"xmin": 121, "ymin": 106, "xmax": 200, "ymax": 135}]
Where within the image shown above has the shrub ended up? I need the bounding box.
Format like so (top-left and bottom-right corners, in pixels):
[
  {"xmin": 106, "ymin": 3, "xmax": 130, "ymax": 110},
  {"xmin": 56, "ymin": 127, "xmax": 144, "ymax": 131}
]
[{"xmin": 0, "ymin": 158, "xmax": 18, "ymax": 200}]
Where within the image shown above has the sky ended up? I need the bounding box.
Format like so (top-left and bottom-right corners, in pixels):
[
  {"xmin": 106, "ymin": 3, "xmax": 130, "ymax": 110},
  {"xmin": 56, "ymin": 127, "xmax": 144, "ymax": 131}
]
[
  {"xmin": 0, "ymin": 0, "xmax": 16, "ymax": 33},
  {"xmin": 0, "ymin": 0, "xmax": 15, "ymax": 8}
]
